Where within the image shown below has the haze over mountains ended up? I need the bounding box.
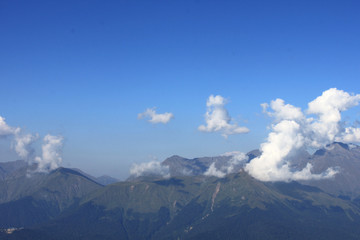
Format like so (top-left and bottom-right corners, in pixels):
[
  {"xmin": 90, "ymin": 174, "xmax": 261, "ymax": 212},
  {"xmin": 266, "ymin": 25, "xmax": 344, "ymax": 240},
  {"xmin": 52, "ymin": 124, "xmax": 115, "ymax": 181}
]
[{"xmin": 1, "ymin": 142, "xmax": 360, "ymax": 239}]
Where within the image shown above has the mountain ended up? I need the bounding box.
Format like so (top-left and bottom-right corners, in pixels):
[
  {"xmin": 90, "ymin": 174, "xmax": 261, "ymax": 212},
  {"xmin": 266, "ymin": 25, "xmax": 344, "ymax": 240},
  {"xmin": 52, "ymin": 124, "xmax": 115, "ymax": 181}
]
[
  {"xmin": 0, "ymin": 167, "xmax": 103, "ymax": 228},
  {"xmin": 162, "ymin": 155, "xmax": 231, "ymax": 176},
  {"xmin": 4, "ymin": 171, "xmax": 360, "ymax": 240},
  {"xmin": 96, "ymin": 175, "xmax": 119, "ymax": 185},
  {"xmin": 161, "ymin": 143, "xmax": 360, "ymax": 200},
  {"xmin": 297, "ymin": 142, "xmax": 360, "ymax": 199},
  {"xmin": 0, "ymin": 160, "xmax": 28, "ymax": 180},
  {"xmin": 2, "ymin": 143, "xmax": 360, "ymax": 239},
  {"xmin": 70, "ymin": 168, "xmax": 119, "ymax": 185},
  {"xmin": 161, "ymin": 150, "xmax": 261, "ymax": 177}
]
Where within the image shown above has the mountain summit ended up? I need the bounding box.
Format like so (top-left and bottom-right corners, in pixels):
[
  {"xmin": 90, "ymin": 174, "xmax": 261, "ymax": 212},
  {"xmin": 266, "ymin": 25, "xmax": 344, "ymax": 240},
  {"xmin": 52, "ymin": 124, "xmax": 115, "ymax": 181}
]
[{"xmin": 298, "ymin": 142, "xmax": 360, "ymax": 198}]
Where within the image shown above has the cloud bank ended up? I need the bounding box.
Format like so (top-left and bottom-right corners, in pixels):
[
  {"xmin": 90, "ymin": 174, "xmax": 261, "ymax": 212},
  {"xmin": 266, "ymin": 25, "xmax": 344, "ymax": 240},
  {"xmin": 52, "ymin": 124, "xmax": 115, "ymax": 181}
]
[
  {"xmin": 198, "ymin": 95, "xmax": 249, "ymax": 138},
  {"xmin": 130, "ymin": 161, "xmax": 170, "ymax": 178},
  {"xmin": 138, "ymin": 108, "xmax": 174, "ymax": 124},
  {"xmin": 246, "ymin": 88, "xmax": 360, "ymax": 182}
]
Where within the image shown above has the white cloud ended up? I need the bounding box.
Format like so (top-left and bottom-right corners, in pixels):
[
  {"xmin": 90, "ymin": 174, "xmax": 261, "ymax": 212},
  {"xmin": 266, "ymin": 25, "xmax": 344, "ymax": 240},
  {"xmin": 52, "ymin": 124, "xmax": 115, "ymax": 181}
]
[
  {"xmin": 246, "ymin": 88, "xmax": 360, "ymax": 182},
  {"xmin": 245, "ymin": 119, "xmax": 333, "ymax": 182},
  {"xmin": 13, "ymin": 133, "xmax": 38, "ymax": 159},
  {"xmin": 34, "ymin": 134, "xmax": 64, "ymax": 172},
  {"xmin": 0, "ymin": 116, "xmax": 37, "ymax": 160},
  {"xmin": 138, "ymin": 107, "xmax": 174, "ymax": 124},
  {"xmin": 339, "ymin": 127, "xmax": 360, "ymax": 143},
  {"xmin": 0, "ymin": 116, "xmax": 19, "ymax": 136},
  {"xmin": 204, "ymin": 163, "xmax": 226, "ymax": 178},
  {"xmin": 130, "ymin": 161, "xmax": 170, "ymax": 178},
  {"xmin": 226, "ymin": 152, "xmax": 248, "ymax": 173},
  {"xmin": 307, "ymin": 88, "xmax": 360, "ymax": 147},
  {"xmin": 205, "ymin": 151, "xmax": 248, "ymax": 178},
  {"xmin": 198, "ymin": 95, "xmax": 249, "ymax": 138},
  {"xmin": 262, "ymin": 99, "xmax": 304, "ymax": 122},
  {"xmin": 0, "ymin": 115, "xmax": 65, "ymax": 173}
]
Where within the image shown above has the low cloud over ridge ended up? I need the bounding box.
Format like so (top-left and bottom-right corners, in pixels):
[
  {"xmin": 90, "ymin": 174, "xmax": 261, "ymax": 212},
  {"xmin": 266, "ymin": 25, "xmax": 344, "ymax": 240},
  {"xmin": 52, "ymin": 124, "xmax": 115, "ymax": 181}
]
[
  {"xmin": 130, "ymin": 161, "xmax": 170, "ymax": 178},
  {"xmin": 204, "ymin": 151, "xmax": 248, "ymax": 178},
  {"xmin": 0, "ymin": 115, "xmax": 64, "ymax": 173},
  {"xmin": 198, "ymin": 95, "xmax": 249, "ymax": 138},
  {"xmin": 246, "ymin": 88, "xmax": 360, "ymax": 182},
  {"xmin": 34, "ymin": 135, "xmax": 64, "ymax": 172}
]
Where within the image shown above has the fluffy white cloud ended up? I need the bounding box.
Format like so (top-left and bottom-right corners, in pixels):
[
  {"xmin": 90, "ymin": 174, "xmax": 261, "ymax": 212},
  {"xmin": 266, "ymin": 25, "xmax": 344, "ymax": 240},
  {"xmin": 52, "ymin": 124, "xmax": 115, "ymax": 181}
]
[
  {"xmin": 0, "ymin": 115, "xmax": 64, "ymax": 173},
  {"xmin": 245, "ymin": 119, "xmax": 336, "ymax": 181},
  {"xmin": 204, "ymin": 163, "xmax": 226, "ymax": 178},
  {"xmin": 262, "ymin": 98, "xmax": 304, "ymax": 122},
  {"xmin": 0, "ymin": 116, "xmax": 19, "ymax": 136},
  {"xmin": 130, "ymin": 161, "xmax": 170, "ymax": 178},
  {"xmin": 198, "ymin": 95, "xmax": 249, "ymax": 138},
  {"xmin": 0, "ymin": 116, "xmax": 37, "ymax": 160},
  {"xmin": 246, "ymin": 88, "xmax": 360, "ymax": 182},
  {"xmin": 138, "ymin": 108, "xmax": 174, "ymax": 124},
  {"xmin": 339, "ymin": 127, "xmax": 360, "ymax": 143},
  {"xmin": 307, "ymin": 88, "xmax": 360, "ymax": 147},
  {"xmin": 34, "ymin": 135, "xmax": 64, "ymax": 172},
  {"xmin": 13, "ymin": 133, "xmax": 38, "ymax": 159},
  {"xmin": 222, "ymin": 151, "xmax": 248, "ymax": 173}
]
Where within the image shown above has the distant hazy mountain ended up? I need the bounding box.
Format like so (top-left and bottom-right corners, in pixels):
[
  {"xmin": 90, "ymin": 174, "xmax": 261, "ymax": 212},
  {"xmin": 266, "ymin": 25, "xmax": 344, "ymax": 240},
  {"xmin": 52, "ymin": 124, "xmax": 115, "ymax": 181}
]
[
  {"xmin": 0, "ymin": 160, "xmax": 27, "ymax": 180},
  {"xmin": 96, "ymin": 175, "xmax": 119, "ymax": 185},
  {"xmin": 161, "ymin": 150, "xmax": 261, "ymax": 177},
  {"xmin": 162, "ymin": 155, "xmax": 231, "ymax": 176},
  {"xmin": 298, "ymin": 142, "xmax": 360, "ymax": 199},
  {"xmin": 70, "ymin": 168, "xmax": 119, "ymax": 185}
]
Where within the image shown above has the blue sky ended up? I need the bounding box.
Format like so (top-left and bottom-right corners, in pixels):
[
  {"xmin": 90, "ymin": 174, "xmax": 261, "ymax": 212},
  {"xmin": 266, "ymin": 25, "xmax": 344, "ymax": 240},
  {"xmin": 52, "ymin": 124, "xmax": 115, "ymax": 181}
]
[{"xmin": 1, "ymin": 0, "xmax": 360, "ymax": 179}]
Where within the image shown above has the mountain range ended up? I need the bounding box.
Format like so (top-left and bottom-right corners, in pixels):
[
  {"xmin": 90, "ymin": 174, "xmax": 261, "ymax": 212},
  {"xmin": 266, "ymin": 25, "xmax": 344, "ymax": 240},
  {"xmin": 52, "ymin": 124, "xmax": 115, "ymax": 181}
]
[{"xmin": 1, "ymin": 142, "xmax": 360, "ymax": 239}]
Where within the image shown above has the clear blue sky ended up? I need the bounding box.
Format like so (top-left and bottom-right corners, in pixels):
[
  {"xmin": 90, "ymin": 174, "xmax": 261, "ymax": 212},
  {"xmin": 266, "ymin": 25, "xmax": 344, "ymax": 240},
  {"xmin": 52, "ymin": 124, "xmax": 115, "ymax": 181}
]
[{"xmin": 1, "ymin": 0, "xmax": 360, "ymax": 179}]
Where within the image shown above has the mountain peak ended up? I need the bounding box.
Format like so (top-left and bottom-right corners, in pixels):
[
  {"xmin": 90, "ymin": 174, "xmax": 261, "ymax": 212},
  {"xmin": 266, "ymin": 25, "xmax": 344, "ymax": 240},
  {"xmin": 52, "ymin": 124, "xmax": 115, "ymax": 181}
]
[
  {"xmin": 166, "ymin": 155, "xmax": 186, "ymax": 160},
  {"xmin": 327, "ymin": 142, "xmax": 350, "ymax": 150},
  {"xmin": 313, "ymin": 142, "xmax": 351, "ymax": 156}
]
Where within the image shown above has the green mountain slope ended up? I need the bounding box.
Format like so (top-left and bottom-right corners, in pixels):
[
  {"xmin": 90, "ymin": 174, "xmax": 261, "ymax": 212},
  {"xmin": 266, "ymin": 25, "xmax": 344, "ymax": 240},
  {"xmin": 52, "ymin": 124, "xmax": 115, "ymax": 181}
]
[
  {"xmin": 0, "ymin": 168, "xmax": 103, "ymax": 228},
  {"xmin": 5, "ymin": 171, "xmax": 360, "ymax": 240}
]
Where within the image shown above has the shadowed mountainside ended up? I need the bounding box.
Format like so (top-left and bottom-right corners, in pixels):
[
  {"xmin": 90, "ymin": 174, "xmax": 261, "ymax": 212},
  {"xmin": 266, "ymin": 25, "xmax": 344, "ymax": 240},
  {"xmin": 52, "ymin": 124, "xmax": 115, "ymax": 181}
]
[
  {"xmin": 0, "ymin": 167, "xmax": 103, "ymax": 228},
  {"xmin": 3, "ymin": 171, "xmax": 360, "ymax": 240}
]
